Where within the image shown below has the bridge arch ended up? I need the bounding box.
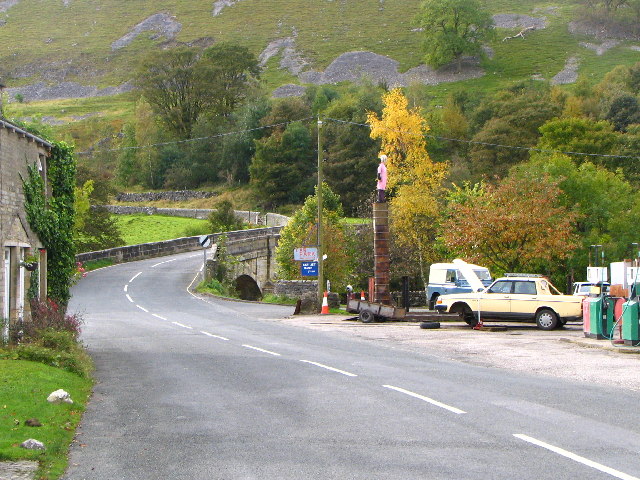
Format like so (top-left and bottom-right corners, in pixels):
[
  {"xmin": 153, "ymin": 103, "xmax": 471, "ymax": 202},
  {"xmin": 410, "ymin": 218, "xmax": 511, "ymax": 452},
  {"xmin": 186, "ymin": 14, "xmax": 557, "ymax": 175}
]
[{"xmin": 234, "ymin": 274, "xmax": 262, "ymax": 301}]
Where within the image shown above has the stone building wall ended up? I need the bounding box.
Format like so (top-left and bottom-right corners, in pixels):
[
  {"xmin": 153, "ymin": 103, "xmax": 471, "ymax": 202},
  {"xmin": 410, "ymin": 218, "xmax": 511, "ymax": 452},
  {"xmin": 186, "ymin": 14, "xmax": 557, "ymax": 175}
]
[{"xmin": 0, "ymin": 120, "xmax": 51, "ymax": 328}]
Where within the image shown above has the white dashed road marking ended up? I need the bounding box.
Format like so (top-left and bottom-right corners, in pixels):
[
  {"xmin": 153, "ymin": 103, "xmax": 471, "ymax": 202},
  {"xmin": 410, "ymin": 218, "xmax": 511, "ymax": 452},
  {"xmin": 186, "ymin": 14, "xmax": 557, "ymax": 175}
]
[
  {"xmin": 172, "ymin": 322, "xmax": 193, "ymax": 330},
  {"xmin": 242, "ymin": 345, "xmax": 281, "ymax": 356},
  {"xmin": 382, "ymin": 385, "xmax": 466, "ymax": 414},
  {"xmin": 201, "ymin": 331, "xmax": 229, "ymax": 341},
  {"xmin": 300, "ymin": 360, "xmax": 357, "ymax": 377},
  {"xmin": 514, "ymin": 434, "xmax": 640, "ymax": 480},
  {"xmin": 129, "ymin": 272, "xmax": 142, "ymax": 283}
]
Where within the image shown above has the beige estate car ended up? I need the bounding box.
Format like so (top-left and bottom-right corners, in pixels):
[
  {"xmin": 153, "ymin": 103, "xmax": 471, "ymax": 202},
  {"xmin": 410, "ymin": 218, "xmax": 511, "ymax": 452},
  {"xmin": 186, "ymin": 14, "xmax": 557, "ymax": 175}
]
[{"xmin": 434, "ymin": 274, "xmax": 583, "ymax": 330}]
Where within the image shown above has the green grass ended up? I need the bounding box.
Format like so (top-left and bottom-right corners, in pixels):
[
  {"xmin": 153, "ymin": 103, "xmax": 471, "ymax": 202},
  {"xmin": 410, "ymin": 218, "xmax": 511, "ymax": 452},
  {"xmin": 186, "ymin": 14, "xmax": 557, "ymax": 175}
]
[
  {"xmin": 0, "ymin": 359, "xmax": 93, "ymax": 479},
  {"xmin": 261, "ymin": 293, "xmax": 298, "ymax": 305},
  {"xmin": 115, "ymin": 214, "xmax": 210, "ymax": 245},
  {"xmin": 81, "ymin": 258, "xmax": 115, "ymax": 271},
  {"xmin": 2, "ymin": 0, "xmax": 637, "ymax": 149}
]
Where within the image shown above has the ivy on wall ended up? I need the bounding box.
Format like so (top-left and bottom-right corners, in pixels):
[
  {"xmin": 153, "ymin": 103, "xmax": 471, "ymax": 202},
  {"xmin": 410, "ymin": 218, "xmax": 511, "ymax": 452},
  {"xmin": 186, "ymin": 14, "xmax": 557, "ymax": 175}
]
[{"xmin": 21, "ymin": 141, "xmax": 77, "ymax": 305}]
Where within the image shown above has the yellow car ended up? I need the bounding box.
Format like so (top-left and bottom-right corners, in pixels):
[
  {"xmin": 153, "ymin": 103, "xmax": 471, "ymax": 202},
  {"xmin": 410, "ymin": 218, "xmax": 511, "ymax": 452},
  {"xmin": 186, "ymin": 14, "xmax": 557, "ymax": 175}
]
[{"xmin": 434, "ymin": 274, "xmax": 583, "ymax": 330}]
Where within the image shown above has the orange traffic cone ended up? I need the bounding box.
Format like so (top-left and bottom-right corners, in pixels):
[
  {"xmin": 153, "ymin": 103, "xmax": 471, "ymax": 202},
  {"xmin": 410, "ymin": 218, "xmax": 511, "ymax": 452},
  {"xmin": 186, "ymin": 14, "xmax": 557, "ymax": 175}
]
[
  {"xmin": 321, "ymin": 291, "xmax": 330, "ymax": 314},
  {"xmin": 360, "ymin": 290, "xmax": 365, "ymax": 301}
]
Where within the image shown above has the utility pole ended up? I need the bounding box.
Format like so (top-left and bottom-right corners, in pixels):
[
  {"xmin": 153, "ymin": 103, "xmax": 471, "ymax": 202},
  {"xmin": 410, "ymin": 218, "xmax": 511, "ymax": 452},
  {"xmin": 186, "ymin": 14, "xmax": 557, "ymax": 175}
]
[{"xmin": 317, "ymin": 116, "xmax": 324, "ymax": 310}]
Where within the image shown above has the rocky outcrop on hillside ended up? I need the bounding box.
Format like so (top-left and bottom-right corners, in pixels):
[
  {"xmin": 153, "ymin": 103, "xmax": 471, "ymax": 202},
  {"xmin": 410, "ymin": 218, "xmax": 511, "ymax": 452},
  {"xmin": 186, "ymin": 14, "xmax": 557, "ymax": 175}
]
[
  {"xmin": 212, "ymin": 0, "xmax": 244, "ymax": 16},
  {"xmin": 299, "ymin": 51, "xmax": 485, "ymax": 88},
  {"xmin": 0, "ymin": 0, "xmax": 18, "ymax": 12},
  {"xmin": 6, "ymin": 81, "xmax": 133, "ymax": 102},
  {"xmin": 111, "ymin": 13, "xmax": 182, "ymax": 51}
]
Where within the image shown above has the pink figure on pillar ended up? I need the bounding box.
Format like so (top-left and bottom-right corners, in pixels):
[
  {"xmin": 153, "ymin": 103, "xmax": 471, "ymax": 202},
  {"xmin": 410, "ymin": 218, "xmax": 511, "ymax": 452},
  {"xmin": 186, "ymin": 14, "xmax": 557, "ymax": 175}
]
[{"xmin": 376, "ymin": 154, "xmax": 387, "ymax": 203}]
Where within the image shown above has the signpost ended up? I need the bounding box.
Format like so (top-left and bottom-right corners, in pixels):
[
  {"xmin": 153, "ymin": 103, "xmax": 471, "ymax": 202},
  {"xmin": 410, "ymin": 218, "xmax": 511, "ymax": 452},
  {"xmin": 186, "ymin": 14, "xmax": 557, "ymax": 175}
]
[
  {"xmin": 199, "ymin": 235, "xmax": 211, "ymax": 280},
  {"xmin": 294, "ymin": 247, "xmax": 318, "ymax": 262},
  {"xmin": 301, "ymin": 261, "xmax": 318, "ymax": 277}
]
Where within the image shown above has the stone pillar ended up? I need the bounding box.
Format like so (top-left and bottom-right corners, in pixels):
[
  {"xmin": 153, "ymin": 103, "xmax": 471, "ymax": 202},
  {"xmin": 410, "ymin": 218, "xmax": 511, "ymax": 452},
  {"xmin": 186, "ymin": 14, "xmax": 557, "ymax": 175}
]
[{"xmin": 372, "ymin": 202, "xmax": 392, "ymax": 305}]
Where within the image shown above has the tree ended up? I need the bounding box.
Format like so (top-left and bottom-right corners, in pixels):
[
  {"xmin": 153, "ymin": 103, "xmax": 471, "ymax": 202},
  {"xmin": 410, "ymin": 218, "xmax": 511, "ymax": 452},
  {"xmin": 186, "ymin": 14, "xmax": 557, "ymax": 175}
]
[
  {"xmin": 367, "ymin": 89, "xmax": 448, "ymax": 291},
  {"xmin": 606, "ymin": 95, "xmax": 640, "ymax": 132},
  {"xmin": 134, "ymin": 48, "xmax": 205, "ymax": 139},
  {"xmin": 208, "ymin": 201, "xmax": 245, "ymax": 233},
  {"xmin": 200, "ymin": 43, "xmax": 260, "ymax": 118},
  {"xmin": 416, "ymin": 0, "xmax": 495, "ymax": 71},
  {"xmin": 322, "ymin": 84, "xmax": 383, "ymax": 215},
  {"xmin": 275, "ymin": 183, "xmax": 355, "ymax": 291},
  {"xmin": 74, "ymin": 166, "xmax": 124, "ymax": 253},
  {"xmin": 537, "ymin": 117, "xmax": 618, "ymax": 168},
  {"xmin": 468, "ymin": 82, "xmax": 562, "ymax": 178},
  {"xmin": 249, "ymin": 120, "xmax": 315, "ymax": 208},
  {"xmin": 134, "ymin": 44, "xmax": 260, "ymax": 139},
  {"xmin": 511, "ymin": 154, "xmax": 640, "ymax": 282},
  {"xmin": 442, "ymin": 175, "xmax": 579, "ymax": 277}
]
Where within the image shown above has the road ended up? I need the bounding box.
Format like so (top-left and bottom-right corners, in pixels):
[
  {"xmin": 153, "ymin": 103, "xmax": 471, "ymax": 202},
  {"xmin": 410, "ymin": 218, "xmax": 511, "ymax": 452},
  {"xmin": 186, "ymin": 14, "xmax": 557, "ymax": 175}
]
[{"xmin": 63, "ymin": 251, "xmax": 640, "ymax": 480}]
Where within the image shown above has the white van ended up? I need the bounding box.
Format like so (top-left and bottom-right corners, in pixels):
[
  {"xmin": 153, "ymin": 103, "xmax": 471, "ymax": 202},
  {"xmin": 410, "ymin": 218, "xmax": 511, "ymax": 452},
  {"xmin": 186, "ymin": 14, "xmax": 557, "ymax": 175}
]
[{"xmin": 427, "ymin": 262, "xmax": 492, "ymax": 309}]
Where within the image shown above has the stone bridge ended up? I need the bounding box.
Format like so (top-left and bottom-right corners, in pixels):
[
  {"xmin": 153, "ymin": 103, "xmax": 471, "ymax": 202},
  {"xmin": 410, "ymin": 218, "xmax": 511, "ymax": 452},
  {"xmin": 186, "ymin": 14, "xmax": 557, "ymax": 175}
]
[
  {"xmin": 77, "ymin": 227, "xmax": 282, "ymax": 300},
  {"xmin": 206, "ymin": 227, "xmax": 282, "ymax": 300}
]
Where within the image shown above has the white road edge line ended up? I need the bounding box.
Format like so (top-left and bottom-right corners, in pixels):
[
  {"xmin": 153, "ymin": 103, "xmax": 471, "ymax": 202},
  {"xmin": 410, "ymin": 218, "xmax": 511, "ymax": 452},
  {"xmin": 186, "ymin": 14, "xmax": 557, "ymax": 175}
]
[
  {"xmin": 152, "ymin": 314, "xmax": 167, "ymax": 320},
  {"xmin": 201, "ymin": 331, "xmax": 229, "ymax": 341},
  {"xmin": 513, "ymin": 434, "xmax": 640, "ymax": 480},
  {"xmin": 129, "ymin": 272, "xmax": 142, "ymax": 283},
  {"xmin": 126, "ymin": 294, "xmax": 134, "ymax": 303},
  {"xmin": 242, "ymin": 344, "xmax": 281, "ymax": 356},
  {"xmin": 382, "ymin": 385, "xmax": 466, "ymax": 414},
  {"xmin": 136, "ymin": 305, "xmax": 149, "ymax": 313},
  {"xmin": 300, "ymin": 360, "xmax": 357, "ymax": 377},
  {"xmin": 172, "ymin": 321, "xmax": 193, "ymax": 330}
]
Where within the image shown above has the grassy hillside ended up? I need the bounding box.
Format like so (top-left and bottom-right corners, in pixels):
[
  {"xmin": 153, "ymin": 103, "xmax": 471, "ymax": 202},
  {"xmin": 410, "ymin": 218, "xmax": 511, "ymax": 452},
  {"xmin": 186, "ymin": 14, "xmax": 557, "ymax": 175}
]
[{"xmin": 2, "ymin": 0, "xmax": 640, "ymax": 147}]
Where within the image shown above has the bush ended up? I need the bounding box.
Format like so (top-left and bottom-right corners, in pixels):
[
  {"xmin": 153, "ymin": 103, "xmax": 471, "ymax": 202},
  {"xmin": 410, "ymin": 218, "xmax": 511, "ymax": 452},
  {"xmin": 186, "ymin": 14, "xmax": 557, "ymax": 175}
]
[
  {"xmin": 6, "ymin": 342, "xmax": 92, "ymax": 377},
  {"xmin": 208, "ymin": 200, "xmax": 244, "ymax": 232},
  {"xmin": 19, "ymin": 299, "xmax": 84, "ymax": 342},
  {"xmin": 183, "ymin": 223, "xmax": 211, "ymax": 237}
]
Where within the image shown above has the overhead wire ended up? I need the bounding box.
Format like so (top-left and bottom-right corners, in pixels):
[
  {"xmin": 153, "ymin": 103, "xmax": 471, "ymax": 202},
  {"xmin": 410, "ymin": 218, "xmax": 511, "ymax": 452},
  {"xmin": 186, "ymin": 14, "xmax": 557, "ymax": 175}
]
[
  {"xmin": 76, "ymin": 116, "xmax": 316, "ymax": 156},
  {"xmin": 75, "ymin": 115, "xmax": 640, "ymax": 161}
]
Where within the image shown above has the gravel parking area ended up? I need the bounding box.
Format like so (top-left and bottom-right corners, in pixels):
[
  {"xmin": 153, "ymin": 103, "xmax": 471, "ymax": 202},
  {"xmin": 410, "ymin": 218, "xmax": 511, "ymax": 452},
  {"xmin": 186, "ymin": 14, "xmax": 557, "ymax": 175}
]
[{"xmin": 273, "ymin": 314, "xmax": 640, "ymax": 391}]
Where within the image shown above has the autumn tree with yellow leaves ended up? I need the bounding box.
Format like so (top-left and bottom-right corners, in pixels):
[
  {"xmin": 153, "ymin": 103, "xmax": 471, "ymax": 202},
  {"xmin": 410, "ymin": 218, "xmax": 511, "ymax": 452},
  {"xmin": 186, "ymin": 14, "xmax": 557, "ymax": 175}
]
[{"xmin": 366, "ymin": 88, "xmax": 448, "ymax": 288}]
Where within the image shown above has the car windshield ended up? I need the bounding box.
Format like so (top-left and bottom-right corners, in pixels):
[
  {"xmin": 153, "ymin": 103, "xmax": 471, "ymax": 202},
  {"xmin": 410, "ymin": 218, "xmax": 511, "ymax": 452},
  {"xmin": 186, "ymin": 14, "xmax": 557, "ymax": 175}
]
[{"xmin": 473, "ymin": 269, "xmax": 491, "ymax": 281}]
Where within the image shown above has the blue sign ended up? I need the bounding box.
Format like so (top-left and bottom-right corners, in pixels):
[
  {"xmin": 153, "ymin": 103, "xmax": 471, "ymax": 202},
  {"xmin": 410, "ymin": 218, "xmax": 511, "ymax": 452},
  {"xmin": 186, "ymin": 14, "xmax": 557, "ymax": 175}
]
[{"xmin": 301, "ymin": 261, "xmax": 318, "ymax": 277}]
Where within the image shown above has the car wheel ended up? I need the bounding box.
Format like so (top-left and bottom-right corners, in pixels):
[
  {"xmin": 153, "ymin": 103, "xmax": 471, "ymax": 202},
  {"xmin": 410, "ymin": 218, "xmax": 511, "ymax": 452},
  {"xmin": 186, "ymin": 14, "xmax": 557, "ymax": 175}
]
[
  {"xmin": 359, "ymin": 310, "xmax": 375, "ymax": 323},
  {"xmin": 536, "ymin": 309, "xmax": 558, "ymax": 330},
  {"xmin": 453, "ymin": 304, "xmax": 478, "ymax": 327},
  {"xmin": 429, "ymin": 294, "xmax": 440, "ymax": 310}
]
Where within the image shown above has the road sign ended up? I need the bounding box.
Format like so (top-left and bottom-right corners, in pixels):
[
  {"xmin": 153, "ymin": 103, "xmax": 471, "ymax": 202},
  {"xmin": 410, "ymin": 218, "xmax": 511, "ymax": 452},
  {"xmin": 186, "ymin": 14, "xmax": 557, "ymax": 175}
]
[
  {"xmin": 294, "ymin": 247, "xmax": 318, "ymax": 261},
  {"xmin": 301, "ymin": 262, "xmax": 318, "ymax": 277},
  {"xmin": 199, "ymin": 235, "xmax": 211, "ymax": 248}
]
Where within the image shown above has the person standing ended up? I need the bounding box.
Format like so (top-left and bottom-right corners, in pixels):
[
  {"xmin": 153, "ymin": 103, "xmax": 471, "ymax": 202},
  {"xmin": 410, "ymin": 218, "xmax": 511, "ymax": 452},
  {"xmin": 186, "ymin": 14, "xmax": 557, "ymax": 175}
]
[{"xmin": 376, "ymin": 154, "xmax": 388, "ymax": 202}]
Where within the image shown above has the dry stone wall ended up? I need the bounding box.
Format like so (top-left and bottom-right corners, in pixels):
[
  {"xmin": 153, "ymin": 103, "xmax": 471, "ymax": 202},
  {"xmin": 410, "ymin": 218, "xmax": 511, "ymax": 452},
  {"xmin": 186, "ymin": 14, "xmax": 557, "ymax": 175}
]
[{"xmin": 102, "ymin": 205, "xmax": 289, "ymax": 227}]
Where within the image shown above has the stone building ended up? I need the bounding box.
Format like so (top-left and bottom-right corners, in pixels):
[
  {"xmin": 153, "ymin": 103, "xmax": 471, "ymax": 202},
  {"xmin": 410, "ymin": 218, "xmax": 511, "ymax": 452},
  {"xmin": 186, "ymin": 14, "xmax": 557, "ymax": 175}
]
[{"xmin": 0, "ymin": 119, "xmax": 50, "ymax": 340}]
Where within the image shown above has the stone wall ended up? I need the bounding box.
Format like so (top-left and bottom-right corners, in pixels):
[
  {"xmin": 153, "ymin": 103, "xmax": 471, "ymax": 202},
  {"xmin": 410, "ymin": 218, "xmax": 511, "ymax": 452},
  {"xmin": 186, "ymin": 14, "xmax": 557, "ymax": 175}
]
[
  {"xmin": 273, "ymin": 280, "xmax": 318, "ymax": 297},
  {"xmin": 77, "ymin": 227, "xmax": 283, "ymax": 271},
  {"xmin": 102, "ymin": 205, "xmax": 290, "ymax": 227},
  {"xmin": 115, "ymin": 191, "xmax": 215, "ymax": 202},
  {"xmin": 76, "ymin": 236, "xmax": 202, "ymax": 264},
  {"xmin": 391, "ymin": 290, "xmax": 427, "ymax": 307}
]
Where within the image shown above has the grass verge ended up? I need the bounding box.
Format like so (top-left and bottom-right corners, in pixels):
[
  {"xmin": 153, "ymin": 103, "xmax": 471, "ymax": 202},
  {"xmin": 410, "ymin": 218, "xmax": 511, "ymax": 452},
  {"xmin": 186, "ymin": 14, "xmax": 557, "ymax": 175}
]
[
  {"xmin": 0, "ymin": 358, "xmax": 93, "ymax": 479},
  {"xmin": 115, "ymin": 214, "xmax": 210, "ymax": 245}
]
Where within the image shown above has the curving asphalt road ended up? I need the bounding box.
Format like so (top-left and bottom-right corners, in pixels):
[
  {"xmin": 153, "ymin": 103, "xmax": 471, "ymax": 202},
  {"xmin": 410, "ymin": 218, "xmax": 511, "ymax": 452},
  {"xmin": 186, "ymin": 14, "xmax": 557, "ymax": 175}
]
[{"xmin": 63, "ymin": 251, "xmax": 640, "ymax": 480}]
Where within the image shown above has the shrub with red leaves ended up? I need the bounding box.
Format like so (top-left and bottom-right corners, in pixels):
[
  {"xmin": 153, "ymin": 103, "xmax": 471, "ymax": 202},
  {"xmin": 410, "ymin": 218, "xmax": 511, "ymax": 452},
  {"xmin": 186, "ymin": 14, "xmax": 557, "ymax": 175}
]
[{"xmin": 20, "ymin": 298, "xmax": 84, "ymax": 341}]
